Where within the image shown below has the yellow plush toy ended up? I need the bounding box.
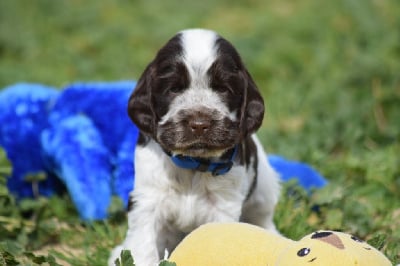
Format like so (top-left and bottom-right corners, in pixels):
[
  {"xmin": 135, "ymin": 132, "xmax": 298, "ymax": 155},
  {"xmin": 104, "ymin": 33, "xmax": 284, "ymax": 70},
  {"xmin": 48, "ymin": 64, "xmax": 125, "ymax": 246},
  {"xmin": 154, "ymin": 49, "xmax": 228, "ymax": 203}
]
[{"xmin": 168, "ymin": 222, "xmax": 392, "ymax": 266}]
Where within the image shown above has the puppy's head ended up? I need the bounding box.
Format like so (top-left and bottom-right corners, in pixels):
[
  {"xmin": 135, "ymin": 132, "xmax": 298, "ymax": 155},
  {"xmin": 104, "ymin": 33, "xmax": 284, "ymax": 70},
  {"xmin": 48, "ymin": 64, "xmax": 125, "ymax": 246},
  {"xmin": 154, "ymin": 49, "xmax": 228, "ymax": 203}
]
[{"xmin": 128, "ymin": 29, "xmax": 264, "ymax": 158}]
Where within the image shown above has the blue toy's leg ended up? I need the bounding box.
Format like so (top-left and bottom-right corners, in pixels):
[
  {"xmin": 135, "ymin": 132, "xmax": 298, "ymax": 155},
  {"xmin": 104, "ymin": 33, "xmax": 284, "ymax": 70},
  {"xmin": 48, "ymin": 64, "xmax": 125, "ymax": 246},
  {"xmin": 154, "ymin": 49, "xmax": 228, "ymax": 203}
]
[
  {"xmin": 41, "ymin": 115, "xmax": 112, "ymax": 220},
  {"xmin": 49, "ymin": 81, "xmax": 139, "ymax": 212},
  {"xmin": 112, "ymin": 129, "xmax": 138, "ymax": 208},
  {"xmin": 0, "ymin": 83, "xmax": 60, "ymax": 198},
  {"xmin": 268, "ymin": 155, "xmax": 328, "ymax": 192}
]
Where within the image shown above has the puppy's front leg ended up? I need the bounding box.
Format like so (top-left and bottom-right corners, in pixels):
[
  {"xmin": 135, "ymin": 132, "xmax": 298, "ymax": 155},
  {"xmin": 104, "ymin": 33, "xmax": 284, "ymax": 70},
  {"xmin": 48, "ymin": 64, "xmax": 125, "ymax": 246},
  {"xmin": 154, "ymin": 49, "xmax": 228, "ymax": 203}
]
[{"xmin": 109, "ymin": 207, "xmax": 160, "ymax": 266}]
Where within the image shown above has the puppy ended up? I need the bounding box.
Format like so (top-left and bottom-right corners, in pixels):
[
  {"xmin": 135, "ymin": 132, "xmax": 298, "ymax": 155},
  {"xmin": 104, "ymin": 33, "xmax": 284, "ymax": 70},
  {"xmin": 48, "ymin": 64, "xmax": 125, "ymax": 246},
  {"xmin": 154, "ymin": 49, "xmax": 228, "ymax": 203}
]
[{"xmin": 109, "ymin": 29, "xmax": 280, "ymax": 266}]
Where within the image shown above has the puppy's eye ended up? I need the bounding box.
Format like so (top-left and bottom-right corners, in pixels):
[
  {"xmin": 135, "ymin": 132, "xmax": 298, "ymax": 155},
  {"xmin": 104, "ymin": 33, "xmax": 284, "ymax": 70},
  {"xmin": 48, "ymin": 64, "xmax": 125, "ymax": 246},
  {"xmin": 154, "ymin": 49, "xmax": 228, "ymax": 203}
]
[
  {"xmin": 297, "ymin": 247, "xmax": 311, "ymax": 257},
  {"xmin": 169, "ymin": 87, "xmax": 184, "ymax": 94},
  {"xmin": 214, "ymin": 86, "xmax": 231, "ymax": 94},
  {"xmin": 215, "ymin": 87, "xmax": 227, "ymax": 92}
]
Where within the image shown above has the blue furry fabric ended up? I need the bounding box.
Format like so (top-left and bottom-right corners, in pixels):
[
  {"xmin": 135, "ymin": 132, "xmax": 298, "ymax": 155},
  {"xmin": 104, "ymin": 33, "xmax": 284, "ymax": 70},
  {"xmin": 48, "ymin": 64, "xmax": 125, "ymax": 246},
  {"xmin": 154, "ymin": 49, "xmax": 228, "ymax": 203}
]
[
  {"xmin": 0, "ymin": 83, "xmax": 62, "ymax": 198},
  {"xmin": 49, "ymin": 81, "xmax": 137, "ymax": 155},
  {"xmin": 41, "ymin": 115, "xmax": 112, "ymax": 220},
  {"xmin": 268, "ymin": 155, "xmax": 327, "ymax": 190},
  {"xmin": 0, "ymin": 81, "xmax": 325, "ymax": 220},
  {"xmin": 0, "ymin": 81, "xmax": 138, "ymax": 220},
  {"xmin": 46, "ymin": 81, "xmax": 139, "ymax": 208}
]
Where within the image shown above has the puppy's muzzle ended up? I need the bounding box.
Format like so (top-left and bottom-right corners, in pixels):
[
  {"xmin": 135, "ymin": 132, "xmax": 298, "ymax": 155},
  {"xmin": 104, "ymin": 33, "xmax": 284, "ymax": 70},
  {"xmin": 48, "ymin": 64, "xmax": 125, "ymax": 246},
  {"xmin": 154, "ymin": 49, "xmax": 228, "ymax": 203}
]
[{"xmin": 187, "ymin": 113, "xmax": 211, "ymax": 136}]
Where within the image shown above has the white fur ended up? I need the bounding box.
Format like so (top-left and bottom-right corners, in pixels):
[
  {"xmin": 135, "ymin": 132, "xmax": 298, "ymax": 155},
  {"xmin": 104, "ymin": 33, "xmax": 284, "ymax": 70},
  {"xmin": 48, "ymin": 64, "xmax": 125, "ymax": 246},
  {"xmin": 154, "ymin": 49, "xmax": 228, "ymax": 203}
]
[
  {"xmin": 240, "ymin": 136, "xmax": 280, "ymax": 228},
  {"xmin": 180, "ymin": 29, "xmax": 218, "ymax": 77},
  {"xmin": 109, "ymin": 136, "xmax": 280, "ymax": 266},
  {"xmin": 109, "ymin": 29, "xmax": 281, "ymax": 266}
]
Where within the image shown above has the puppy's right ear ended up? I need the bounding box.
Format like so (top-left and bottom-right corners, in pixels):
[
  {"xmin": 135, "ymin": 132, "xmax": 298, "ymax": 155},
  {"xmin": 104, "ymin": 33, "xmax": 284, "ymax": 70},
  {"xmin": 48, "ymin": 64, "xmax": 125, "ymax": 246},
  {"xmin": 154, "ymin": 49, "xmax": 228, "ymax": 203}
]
[{"xmin": 128, "ymin": 63, "xmax": 156, "ymax": 136}]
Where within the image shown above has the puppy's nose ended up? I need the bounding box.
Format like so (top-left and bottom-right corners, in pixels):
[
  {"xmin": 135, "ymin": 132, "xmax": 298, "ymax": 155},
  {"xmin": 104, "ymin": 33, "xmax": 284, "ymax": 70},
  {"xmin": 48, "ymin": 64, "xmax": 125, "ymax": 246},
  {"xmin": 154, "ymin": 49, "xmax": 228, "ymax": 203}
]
[{"xmin": 189, "ymin": 119, "xmax": 211, "ymax": 135}]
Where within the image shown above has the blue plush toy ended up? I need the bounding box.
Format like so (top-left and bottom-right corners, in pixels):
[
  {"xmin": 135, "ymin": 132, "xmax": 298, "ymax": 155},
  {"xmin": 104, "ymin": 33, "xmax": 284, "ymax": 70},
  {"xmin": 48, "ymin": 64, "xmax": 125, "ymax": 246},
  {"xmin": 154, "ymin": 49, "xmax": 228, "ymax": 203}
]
[
  {"xmin": 0, "ymin": 84, "xmax": 61, "ymax": 198},
  {"xmin": 42, "ymin": 81, "xmax": 139, "ymax": 219},
  {"xmin": 0, "ymin": 81, "xmax": 138, "ymax": 220},
  {"xmin": 268, "ymin": 155, "xmax": 327, "ymax": 191},
  {"xmin": 0, "ymin": 81, "xmax": 326, "ymax": 220}
]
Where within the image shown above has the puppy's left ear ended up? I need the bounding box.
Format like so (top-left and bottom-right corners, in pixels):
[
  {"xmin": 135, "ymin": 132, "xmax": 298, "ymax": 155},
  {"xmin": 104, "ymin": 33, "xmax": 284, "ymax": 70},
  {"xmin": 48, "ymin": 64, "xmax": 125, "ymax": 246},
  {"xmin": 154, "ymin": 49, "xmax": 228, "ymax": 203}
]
[
  {"xmin": 127, "ymin": 63, "xmax": 156, "ymax": 136},
  {"xmin": 240, "ymin": 69, "xmax": 265, "ymax": 137}
]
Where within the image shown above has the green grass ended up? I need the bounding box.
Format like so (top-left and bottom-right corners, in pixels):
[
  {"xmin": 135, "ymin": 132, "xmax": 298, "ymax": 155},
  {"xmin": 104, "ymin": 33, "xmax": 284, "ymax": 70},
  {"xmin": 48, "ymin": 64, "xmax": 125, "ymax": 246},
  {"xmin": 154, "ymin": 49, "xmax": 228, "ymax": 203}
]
[{"xmin": 1, "ymin": 0, "xmax": 399, "ymax": 264}]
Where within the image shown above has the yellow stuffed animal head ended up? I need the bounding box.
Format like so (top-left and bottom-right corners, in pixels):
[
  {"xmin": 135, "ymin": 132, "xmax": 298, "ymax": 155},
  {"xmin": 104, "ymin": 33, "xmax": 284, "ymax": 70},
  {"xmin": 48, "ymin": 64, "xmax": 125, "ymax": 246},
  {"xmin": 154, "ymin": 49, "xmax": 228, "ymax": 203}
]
[
  {"xmin": 277, "ymin": 230, "xmax": 392, "ymax": 266},
  {"xmin": 169, "ymin": 222, "xmax": 291, "ymax": 266},
  {"xmin": 168, "ymin": 223, "xmax": 392, "ymax": 266}
]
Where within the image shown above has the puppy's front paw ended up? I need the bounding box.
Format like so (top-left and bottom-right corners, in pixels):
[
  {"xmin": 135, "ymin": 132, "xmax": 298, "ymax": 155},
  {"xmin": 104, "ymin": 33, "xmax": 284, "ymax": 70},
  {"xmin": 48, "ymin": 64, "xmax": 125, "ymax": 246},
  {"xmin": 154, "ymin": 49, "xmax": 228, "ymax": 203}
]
[{"xmin": 108, "ymin": 245, "xmax": 124, "ymax": 266}]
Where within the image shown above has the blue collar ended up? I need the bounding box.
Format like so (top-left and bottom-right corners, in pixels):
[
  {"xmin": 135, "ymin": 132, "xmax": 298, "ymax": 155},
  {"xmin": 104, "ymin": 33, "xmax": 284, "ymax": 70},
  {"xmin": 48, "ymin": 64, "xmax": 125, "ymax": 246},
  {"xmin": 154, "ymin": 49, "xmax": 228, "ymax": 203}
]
[{"xmin": 169, "ymin": 145, "xmax": 239, "ymax": 176}]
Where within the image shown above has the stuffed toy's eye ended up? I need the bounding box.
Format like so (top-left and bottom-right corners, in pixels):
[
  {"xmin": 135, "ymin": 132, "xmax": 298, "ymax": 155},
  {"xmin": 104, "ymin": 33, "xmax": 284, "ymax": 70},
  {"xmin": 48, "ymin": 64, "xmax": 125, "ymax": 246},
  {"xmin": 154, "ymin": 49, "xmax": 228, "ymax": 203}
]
[
  {"xmin": 311, "ymin": 231, "xmax": 332, "ymax": 239},
  {"xmin": 351, "ymin": 235, "xmax": 364, "ymax": 243},
  {"xmin": 297, "ymin": 247, "xmax": 311, "ymax": 257}
]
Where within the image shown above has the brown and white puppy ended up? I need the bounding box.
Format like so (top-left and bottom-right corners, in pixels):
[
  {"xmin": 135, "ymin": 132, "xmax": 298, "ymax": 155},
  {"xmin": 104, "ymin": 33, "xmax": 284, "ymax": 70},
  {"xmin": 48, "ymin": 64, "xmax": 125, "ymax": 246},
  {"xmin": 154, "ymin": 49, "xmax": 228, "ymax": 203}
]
[{"xmin": 109, "ymin": 29, "xmax": 280, "ymax": 266}]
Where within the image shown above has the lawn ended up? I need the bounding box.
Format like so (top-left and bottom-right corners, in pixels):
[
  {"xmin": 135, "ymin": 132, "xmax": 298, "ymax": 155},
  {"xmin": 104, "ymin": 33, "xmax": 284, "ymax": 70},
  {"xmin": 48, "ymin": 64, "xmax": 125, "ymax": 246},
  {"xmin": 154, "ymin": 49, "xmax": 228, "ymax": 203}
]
[{"xmin": 1, "ymin": 0, "xmax": 399, "ymax": 265}]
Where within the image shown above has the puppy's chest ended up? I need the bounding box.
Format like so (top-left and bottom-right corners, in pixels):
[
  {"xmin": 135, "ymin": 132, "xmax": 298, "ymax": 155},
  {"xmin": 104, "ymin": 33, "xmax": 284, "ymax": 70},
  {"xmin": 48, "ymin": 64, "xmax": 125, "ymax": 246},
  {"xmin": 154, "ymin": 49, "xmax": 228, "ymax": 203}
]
[{"xmin": 164, "ymin": 170, "xmax": 246, "ymax": 232}]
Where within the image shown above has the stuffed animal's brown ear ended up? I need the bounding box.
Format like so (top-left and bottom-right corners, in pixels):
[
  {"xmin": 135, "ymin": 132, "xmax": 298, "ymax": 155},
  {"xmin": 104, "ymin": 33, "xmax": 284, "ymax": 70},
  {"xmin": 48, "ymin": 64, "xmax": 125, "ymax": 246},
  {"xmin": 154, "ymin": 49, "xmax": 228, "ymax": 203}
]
[{"xmin": 127, "ymin": 63, "xmax": 156, "ymax": 136}]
